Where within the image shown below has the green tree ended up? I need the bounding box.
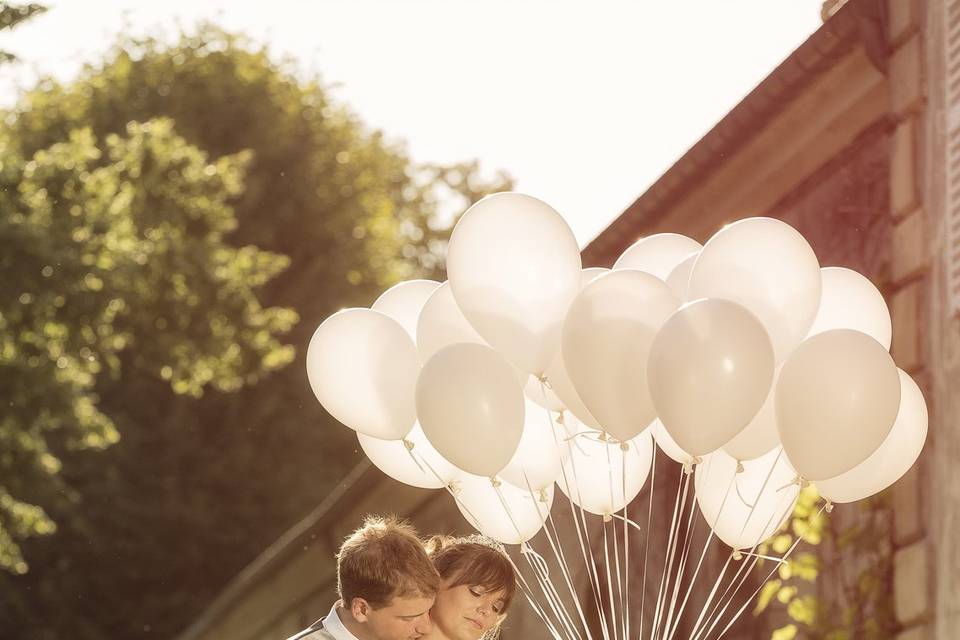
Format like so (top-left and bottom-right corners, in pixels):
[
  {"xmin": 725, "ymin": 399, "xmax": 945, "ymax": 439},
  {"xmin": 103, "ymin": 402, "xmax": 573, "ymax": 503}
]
[
  {"xmin": 0, "ymin": 114, "xmax": 294, "ymax": 591},
  {"xmin": 1, "ymin": 26, "xmax": 510, "ymax": 639}
]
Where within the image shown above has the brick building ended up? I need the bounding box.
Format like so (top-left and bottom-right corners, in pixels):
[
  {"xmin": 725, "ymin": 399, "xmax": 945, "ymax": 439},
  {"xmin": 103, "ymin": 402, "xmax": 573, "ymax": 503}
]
[{"xmin": 177, "ymin": 0, "xmax": 953, "ymax": 638}]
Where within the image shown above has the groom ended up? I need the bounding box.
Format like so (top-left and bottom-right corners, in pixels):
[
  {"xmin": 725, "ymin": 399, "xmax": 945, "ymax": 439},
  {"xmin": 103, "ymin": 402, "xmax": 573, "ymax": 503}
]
[{"xmin": 286, "ymin": 515, "xmax": 440, "ymax": 640}]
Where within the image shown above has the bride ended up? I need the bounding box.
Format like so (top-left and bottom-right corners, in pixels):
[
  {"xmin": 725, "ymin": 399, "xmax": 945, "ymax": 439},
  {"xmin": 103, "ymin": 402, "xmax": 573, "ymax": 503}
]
[{"xmin": 422, "ymin": 535, "xmax": 516, "ymax": 640}]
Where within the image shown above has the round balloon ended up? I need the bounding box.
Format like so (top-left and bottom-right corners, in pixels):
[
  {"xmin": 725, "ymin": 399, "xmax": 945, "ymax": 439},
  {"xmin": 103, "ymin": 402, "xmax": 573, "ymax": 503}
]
[
  {"xmin": 530, "ymin": 267, "xmax": 610, "ymax": 427},
  {"xmin": 500, "ymin": 398, "xmax": 570, "ymax": 491},
  {"xmin": 416, "ymin": 343, "xmax": 525, "ymax": 477},
  {"xmin": 544, "ymin": 354, "xmax": 601, "ymax": 429},
  {"xmin": 455, "ymin": 475, "xmax": 553, "ymax": 544},
  {"xmin": 665, "ymin": 252, "xmax": 698, "ymax": 301},
  {"xmin": 358, "ymin": 423, "xmax": 462, "ymax": 489},
  {"xmin": 650, "ymin": 418, "xmax": 694, "ymax": 465},
  {"xmin": 524, "ymin": 374, "xmax": 566, "ymax": 412},
  {"xmin": 816, "ymin": 369, "xmax": 927, "ymax": 503},
  {"xmin": 557, "ymin": 430, "xmax": 654, "ymax": 516},
  {"xmin": 723, "ymin": 371, "xmax": 780, "ymax": 462},
  {"xmin": 696, "ymin": 448, "xmax": 799, "ymax": 550},
  {"xmin": 416, "ymin": 282, "xmax": 487, "ymax": 364},
  {"xmin": 776, "ymin": 329, "xmax": 900, "ymax": 481},
  {"xmin": 805, "ymin": 267, "xmax": 891, "ymax": 350},
  {"xmin": 613, "ymin": 233, "xmax": 702, "ymax": 281},
  {"xmin": 561, "ymin": 269, "xmax": 680, "ymax": 441},
  {"xmin": 648, "ymin": 298, "xmax": 775, "ymax": 456},
  {"xmin": 446, "ymin": 193, "xmax": 582, "ymax": 375},
  {"xmin": 306, "ymin": 308, "xmax": 419, "ymax": 440},
  {"xmin": 688, "ymin": 217, "xmax": 821, "ymax": 362},
  {"xmin": 372, "ymin": 279, "xmax": 442, "ymax": 340}
]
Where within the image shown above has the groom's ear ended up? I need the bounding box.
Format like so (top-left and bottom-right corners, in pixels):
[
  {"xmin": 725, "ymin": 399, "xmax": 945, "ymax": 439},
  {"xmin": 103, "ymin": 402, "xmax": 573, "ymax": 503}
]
[{"xmin": 349, "ymin": 597, "xmax": 372, "ymax": 623}]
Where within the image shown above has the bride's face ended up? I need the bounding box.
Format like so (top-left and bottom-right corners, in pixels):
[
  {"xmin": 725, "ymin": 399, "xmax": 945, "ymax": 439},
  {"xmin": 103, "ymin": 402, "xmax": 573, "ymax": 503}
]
[{"xmin": 430, "ymin": 578, "xmax": 507, "ymax": 640}]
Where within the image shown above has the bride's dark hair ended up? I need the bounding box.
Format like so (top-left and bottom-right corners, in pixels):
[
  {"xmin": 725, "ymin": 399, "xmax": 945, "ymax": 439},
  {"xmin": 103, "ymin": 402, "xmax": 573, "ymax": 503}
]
[{"xmin": 424, "ymin": 534, "xmax": 517, "ymax": 612}]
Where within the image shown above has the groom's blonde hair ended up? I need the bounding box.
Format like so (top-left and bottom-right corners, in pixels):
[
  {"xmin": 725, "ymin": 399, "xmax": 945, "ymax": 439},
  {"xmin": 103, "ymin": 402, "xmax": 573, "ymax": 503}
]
[{"xmin": 337, "ymin": 514, "xmax": 440, "ymax": 608}]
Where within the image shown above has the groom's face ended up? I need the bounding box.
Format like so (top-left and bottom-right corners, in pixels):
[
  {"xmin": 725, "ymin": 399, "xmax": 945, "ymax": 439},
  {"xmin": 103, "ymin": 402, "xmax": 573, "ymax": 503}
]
[{"xmin": 352, "ymin": 594, "xmax": 436, "ymax": 640}]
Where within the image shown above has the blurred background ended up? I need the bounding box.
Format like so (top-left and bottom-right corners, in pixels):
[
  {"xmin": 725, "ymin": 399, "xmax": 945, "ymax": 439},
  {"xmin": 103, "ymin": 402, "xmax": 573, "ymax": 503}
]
[{"xmin": 1, "ymin": 1, "xmax": 951, "ymax": 639}]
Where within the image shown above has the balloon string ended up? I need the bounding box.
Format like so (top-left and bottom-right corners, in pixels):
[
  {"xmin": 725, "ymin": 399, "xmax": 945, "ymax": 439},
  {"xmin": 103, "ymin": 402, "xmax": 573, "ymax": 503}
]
[
  {"xmin": 692, "ymin": 483, "xmax": 800, "ymax": 640},
  {"xmin": 539, "ymin": 390, "xmax": 612, "ymax": 640},
  {"xmin": 661, "ymin": 472, "xmax": 700, "ymax": 639},
  {"xmin": 664, "ymin": 462, "xmax": 738, "ymax": 640},
  {"xmin": 603, "ymin": 443, "xmax": 625, "ymax": 640},
  {"xmin": 638, "ymin": 445, "xmax": 657, "ymax": 639},
  {"xmin": 495, "ymin": 481, "xmax": 579, "ymax": 640},
  {"xmin": 711, "ymin": 504, "xmax": 829, "ymax": 640},
  {"xmin": 601, "ymin": 519, "xmax": 620, "ymax": 640},
  {"xmin": 620, "ymin": 443, "xmax": 629, "ymax": 640},
  {"xmin": 689, "ymin": 450, "xmax": 786, "ymax": 640},
  {"xmin": 507, "ymin": 552, "xmax": 566, "ymax": 640},
  {"xmin": 649, "ymin": 467, "xmax": 687, "ymax": 638},
  {"xmin": 400, "ymin": 438, "xmax": 429, "ymax": 475},
  {"xmin": 521, "ymin": 541, "xmax": 581, "ymax": 640},
  {"xmin": 517, "ymin": 473, "xmax": 587, "ymax": 640},
  {"xmin": 545, "ymin": 510, "xmax": 594, "ymax": 640}
]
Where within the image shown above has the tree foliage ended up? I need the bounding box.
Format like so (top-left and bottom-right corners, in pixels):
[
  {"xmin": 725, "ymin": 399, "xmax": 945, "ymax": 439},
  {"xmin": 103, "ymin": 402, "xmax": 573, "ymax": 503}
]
[
  {"xmin": 1, "ymin": 26, "xmax": 511, "ymax": 639},
  {"xmin": 754, "ymin": 487, "xmax": 896, "ymax": 639}
]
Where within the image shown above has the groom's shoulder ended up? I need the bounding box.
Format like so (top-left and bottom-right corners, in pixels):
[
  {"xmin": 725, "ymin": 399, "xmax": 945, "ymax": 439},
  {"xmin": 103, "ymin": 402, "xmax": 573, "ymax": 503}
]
[{"xmin": 285, "ymin": 617, "xmax": 335, "ymax": 640}]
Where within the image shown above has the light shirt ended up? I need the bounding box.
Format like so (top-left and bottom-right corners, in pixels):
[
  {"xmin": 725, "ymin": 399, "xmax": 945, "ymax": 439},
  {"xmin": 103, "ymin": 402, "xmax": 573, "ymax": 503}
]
[{"xmin": 323, "ymin": 601, "xmax": 362, "ymax": 640}]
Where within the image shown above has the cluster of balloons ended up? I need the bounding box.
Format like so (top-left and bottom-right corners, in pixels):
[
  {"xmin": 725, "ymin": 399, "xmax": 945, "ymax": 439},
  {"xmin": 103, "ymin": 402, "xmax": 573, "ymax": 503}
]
[{"xmin": 306, "ymin": 192, "xmax": 927, "ymax": 551}]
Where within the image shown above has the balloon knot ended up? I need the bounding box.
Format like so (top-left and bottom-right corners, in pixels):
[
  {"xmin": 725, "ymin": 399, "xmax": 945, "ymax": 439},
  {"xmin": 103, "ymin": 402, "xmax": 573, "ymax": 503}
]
[
  {"xmin": 490, "ymin": 477, "xmax": 501, "ymax": 488},
  {"xmin": 538, "ymin": 488, "xmax": 548, "ymax": 503},
  {"xmin": 735, "ymin": 461, "xmax": 745, "ymax": 473},
  {"xmin": 825, "ymin": 500, "xmax": 834, "ymax": 514},
  {"xmin": 683, "ymin": 461, "xmax": 694, "ymax": 475},
  {"xmin": 620, "ymin": 441, "xmax": 630, "ymax": 452},
  {"xmin": 555, "ymin": 411, "xmax": 566, "ymax": 426},
  {"xmin": 448, "ymin": 481, "xmax": 461, "ymax": 496},
  {"xmin": 732, "ymin": 550, "xmax": 743, "ymax": 561},
  {"xmin": 598, "ymin": 431, "xmax": 609, "ymax": 442},
  {"xmin": 603, "ymin": 513, "xmax": 613, "ymax": 523},
  {"xmin": 402, "ymin": 438, "xmax": 415, "ymax": 451},
  {"xmin": 693, "ymin": 456, "xmax": 703, "ymax": 465}
]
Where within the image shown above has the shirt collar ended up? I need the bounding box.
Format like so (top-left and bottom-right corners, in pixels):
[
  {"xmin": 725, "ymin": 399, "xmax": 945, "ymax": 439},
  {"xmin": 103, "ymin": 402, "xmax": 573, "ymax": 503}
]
[{"xmin": 323, "ymin": 601, "xmax": 362, "ymax": 640}]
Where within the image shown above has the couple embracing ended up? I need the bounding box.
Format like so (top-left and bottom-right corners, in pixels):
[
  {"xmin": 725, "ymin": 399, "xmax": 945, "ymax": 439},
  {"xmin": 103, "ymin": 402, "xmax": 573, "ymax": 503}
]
[{"xmin": 287, "ymin": 515, "xmax": 517, "ymax": 640}]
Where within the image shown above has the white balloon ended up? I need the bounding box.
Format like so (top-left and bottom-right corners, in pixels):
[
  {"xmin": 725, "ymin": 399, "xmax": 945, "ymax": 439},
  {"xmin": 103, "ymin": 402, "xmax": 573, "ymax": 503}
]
[
  {"xmin": 648, "ymin": 298, "xmax": 775, "ymax": 456},
  {"xmin": 446, "ymin": 193, "xmax": 582, "ymax": 375},
  {"xmin": 529, "ymin": 268, "xmax": 610, "ymax": 426},
  {"xmin": 665, "ymin": 252, "xmax": 698, "ymax": 301},
  {"xmin": 358, "ymin": 423, "xmax": 462, "ymax": 489},
  {"xmin": 650, "ymin": 418, "xmax": 694, "ymax": 465},
  {"xmin": 817, "ymin": 369, "xmax": 927, "ymax": 503},
  {"xmin": 524, "ymin": 374, "xmax": 566, "ymax": 411},
  {"xmin": 806, "ymin": 267, "xmax": 892, "ymax": 350},
  {"xmin": 613, "ymin": 233, "xmax": 702, "ymax": 281},
  {"xmin": 776, "ymin": 329, "xmax": 900, "ymax": 481},
  {"xmin": 500, "ymin": 399, "xmax": 570, "ymax": 491},
  {"xmin": 723, "ymin": 370, "xmax": 780, "ymax": 462},
  {"xmin": 416, "ymin": 282, "xmax": 487, "ymax": 364},
  {"xmin": 372, "ymin": 279, "xmax": 442, "ymax": 340},
  {"xmin": 544, "ymin": 355, "xmax": 602, "ymax": 429},
  {"xmin": 688, "ymin": 217, "xmax": 821, "ymax": 362},
  {"xmin": 557, "ymin": 430, "xmax": 654, "ymax": 516},
  {"xmin": 581, "ymin": 267, "xmax": 610, "ymax": 286},
  {"xmin": 455, "ymin": 475, "xmax": 553, "ymax": 544},
  {"xmin": 416, "ymin": 343, "xmax": 525, "ymax": 477},
  {"xmin": 561, "ymin": 270, "xmax": 680, "ymax": 441},
  {"xmin": 306, "ymin": 308, "xmax": 419, "ymax": 440},
  {"xmin": 417, "ymin": 282, "xmax": 527, "ymax": 387},
  {"xmin": 695, "ymin": 448, "xmax": 799, "ymax": 550}
]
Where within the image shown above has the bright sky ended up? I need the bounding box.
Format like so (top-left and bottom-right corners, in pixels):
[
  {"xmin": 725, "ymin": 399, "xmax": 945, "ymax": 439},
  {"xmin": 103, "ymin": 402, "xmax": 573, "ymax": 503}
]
[{"xmin": 1, "ymin": 0, "xmax": 822, "ymax": 246}]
